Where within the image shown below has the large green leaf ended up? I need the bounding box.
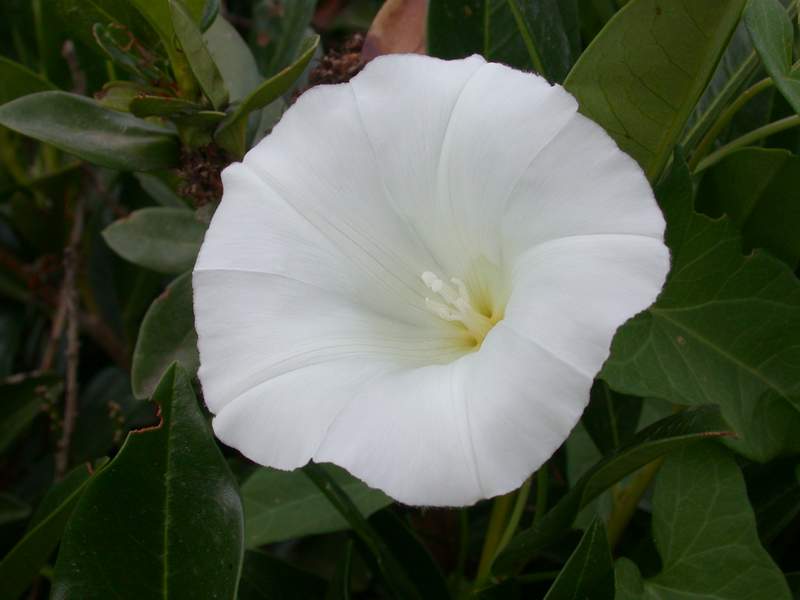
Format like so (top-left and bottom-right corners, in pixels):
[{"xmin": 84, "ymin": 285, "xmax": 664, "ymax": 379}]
[
  {"xmin": 237, "ymin": 550, "xmax": 326, "ymax": 600},
  {"xmin": 0, "ymin": 464, "xmax": 98, "ymax": 600},
  {"xmin": 0, "ymin": 56, "xmax": 55, "ymax": 105},
  {"xmin": 602, "ymin": 155, "xmax": 800, "ymax": 461},
  {"xmin": 216, "ymin": 34, "xmax": 318, "ymax": 157},
  {"xmin": 204, "ymin": 15, "xmax": 262, "ymax": 103},
  {"xmin": 132, "ymin": 272, "xmax": 199, "ymax": 399},
  {"xmin": 169, "ymin": 0, "xmax": 228, "ymax": 109},
  {"xmin": 564, "ymin": 0, "xmax": 745, "ymax": 181},
  {"xmin": 52, "ymin": 364, "xmax": 244, "ymax": 599},
  {"xmin": 427, "ymin": 0, "xmax": 576, "ymax": 81},
  {"xmin": 494, "ymin": 405, "xmax": 731, "ymax": 573},
  {"xmin": 0, "ymin": 375, "xmax": 60, "ymax": 454},
  {"xmin": 697, "ymin": 147, "xmax": 800, "ymax": 267},
  {"xmin": 744, "ymin": 0, "xmax": 800, "ymax": 115},
  {"xmin": 0, "ymin": 92, "xmax": 179, "ymax": 171},
  {"xmin": 582, "ymin": 380, "xmax": 643, "ymax": 456},
  {"xmin": 543, "ymin": 517, "xmax": 613, "ymax": 600},
  {"xmin": 103, "ymin": 207, "xmax": 206, "ymax": 274},
  {"xmin": 242, "ymin": 464, "xmax": 392, "ymax": 548},
  {"xmin": 615, "ymin": 443, "xmax": 790, "ymax": 600}
]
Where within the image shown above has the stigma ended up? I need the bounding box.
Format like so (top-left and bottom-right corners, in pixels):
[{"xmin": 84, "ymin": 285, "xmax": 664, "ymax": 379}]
[{"xmin": 421, "ymin": 271, "xmax": 495, "ymax": 345}]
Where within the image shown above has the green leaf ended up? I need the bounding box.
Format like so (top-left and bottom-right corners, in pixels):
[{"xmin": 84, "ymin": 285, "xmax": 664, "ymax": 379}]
[
  {"xmin": 0, "ymin": 92, "xmax": 179, "ymax": 171},
  {"xmin": 304, "ymin": 463, "xmax": 421, "ymax": 600},
  {"xmin": 129, "ymin": 95, "xmax": 205, "ymax": 118},
  {"xmin": 427, "ymin": 0, "xmax": 576, "ymax": 81},
  {"xmin": 134, "ymin": 172, "xmax": 187, "ymax": 208},
  {"xmin": 494, "ymin": 405, "xmax": 731, "ymax": 574},
  {"xmin": 543, "ymin": 517, "xmax": 613, "ymax": 600},
  {"xmin": 615, "ymin": 443, "xmax": 790, "ymax": 600},
  {"xmin": 169, "ymin": 0, "xmax": 228, "ymax": 109},
  {"xmin": 250, "ymin": 0, "xmax": 316, "ymax": 77},
  {"xmin": 0, "ymin": 464, "xmax": 97, "ymax": 600},
  {"xmin": 54, "ymin": 0, "xmax": 161, "ymax": 52},
  {"xmin": 92, "ymin": 22, "xmax": 172, "ymax": 84},
  {"xmin": 744, "ymin": 0, "xmax": 800, "ymax": 115},
  {"xmin": 132, "ymin": 272, "xmax": 199, "ymax": 399},
  {"xmin": 747, "ymin": 458, "xmax": 800, "ymax": 545},
  {"xmin": 326, "ymin": 541, "xmax": 353, "ymax": 600},
  {"xmin": 564, "ymin": 0, "xmax": 745, "ymax": 181},
  {"xmin": 215, "ymin": 34, "xmax": 318, "ymax": 157},
  {"xmin": 204, "ymin": 15, "xmax": 262, "ymax": 103},
  {"xmin": 0, "ymin": 375, "xmax": 60, "ymax": 454},
  {"xmin": 52, "ymin": 364, "xmax": 244, "ymax": 600},
  {"xmin": 582, "ymin": 380, "xmax": 642, "ymax": 456},
  {"xmin": 602, "ymin": 154, "xmax": 800, "ymax": 461},
  {"xmin": 103, "ymin": 208, "xmax": 205, "ymax": 274},
  {"xmin": 242, "ymin": 463, "xmax": 392, "ymax": 548},
  {"xmin": 697, "ymin": 147, "xmax": 800, "ymax": 267},
  {"xmin": 0, "ymin": 56, "xmax": 55, "ymax": 105},
  {"xmin": 238, "ymin": 550, "xmax": 326, "ymax": 600}
]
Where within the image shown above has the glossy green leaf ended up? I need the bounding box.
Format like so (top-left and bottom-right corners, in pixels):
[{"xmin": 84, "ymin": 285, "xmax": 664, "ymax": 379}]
[
  {"xmin": 238, "ymin": 550, "xmax": 326, "ymax": 600},
  {"xmin": 564, "ymin": 0, "xmax": 745, "ymax": 181},
  {"xmin": 242, "ymin": 463, "xmax": 392, "ymax": 548},
  {"xmin": 744, "ymin": 0, "xmax": 800, "ymax": 115},
  {"xmin": 132, "ymin": 272, "xmax": 199, "ymax": 399},
  {"xmin": 169, "ymin": 0, "xmax": 228, "ymax": 109},
  {"xmin": 0, "ymin": 464, "xmax": 97, "ymax": 600},
  {"xmin": 603, "ymin": 154, "xmax": 800, "ymax": 461},
  {"xmin": 250, "ymin": 0, "xmax": 316, "ymax": 77},
  {"xmin": 543, "ymin": 517, "xmax": 613, "ymax": 600},
  {"xmin": 103, "ymin": 207, "xmax": 205, "ymax": 274},
  {"xmin": 304, "ymin": 463, "xmax": 420, "ymax": 600},
  {"xmin": 0, "ymin": 375, "xmax": 60, "ymax": 454},
  {"xmin": 0, "ymin": 56, "xmax": 55, "ymax": 105},
  {"xmin": 326, "ymin": 541, "xmax": 354, "ymax": 600},
  {"xmin": 582, "ymin": 380, "xmax": 642, "ymax": 456},
  {"xmin": 495, "ymin": 405, "xmax": 731, "ymax": 573},
  {"xmin": 52, "ymin": 364, "xmax": 244, "ymax": 600},
  {"xmin": 215, "ymin": 35, "xmax": 318, "ymax": 157},
  {"xmin": 0, "ymin": 92, "xmax": 179, "ymax": 171},
  {"xmin": 134, "ymin": 172, "xmax": 187, "ymax": 208},
  {"xmin": 129, "ymin": 95, "xmax": 205, "ymax": 118},
  {"xmin": 615, "ymin": 443, "xmax": 790, "ymax": 600},
  {"xmin": 697, "ymin": 147, "xmax": 800, "ymax": 267},
  {"xmin": 427, "ymin": 0, "xmax": 576, "ymax": 80}
]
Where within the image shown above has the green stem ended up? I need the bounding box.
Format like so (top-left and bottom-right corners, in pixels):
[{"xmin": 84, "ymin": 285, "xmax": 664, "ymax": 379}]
[
  {"xmin": 454, "ymin": 509, "xmax": 469, "ymax": 592},
  {"xmin": 496, "ymin": 477, "xmax": 532, "ymax": 555},
  {"xmin": 688, "ymin": 76, "xmax": 774, "ymax": 171},
  {"xmin": 695, "ymin": 114, "xmax": 800, "ymax": 172},
  {"xmin": 475, "ymin": 491, "xmax": 516, "ymax": 587},
  {"xmin": 606, "ymin": 458, "xmax": 663, "ymax": 549},
  {"xmin": 534, "ymin": 464, "xmax": 549, "ymax": 524}
]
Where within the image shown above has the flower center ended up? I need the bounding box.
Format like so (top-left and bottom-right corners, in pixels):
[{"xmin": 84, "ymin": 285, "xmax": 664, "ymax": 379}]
[{"xmin": 421, "ymin": 271, "xmax": 497, "ymax": 346}]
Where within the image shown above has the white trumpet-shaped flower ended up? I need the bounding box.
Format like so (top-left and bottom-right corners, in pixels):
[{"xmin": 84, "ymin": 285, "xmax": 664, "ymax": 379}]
[{"xmin": 193, "ymin": 54, "xmax": 669, "ymax": 507}]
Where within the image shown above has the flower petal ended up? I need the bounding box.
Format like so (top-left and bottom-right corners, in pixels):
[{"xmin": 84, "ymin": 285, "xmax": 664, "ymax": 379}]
[
  {"xmin": 194, "ymin": 269, "xmax": 465, "ymax": 415},
  {"xmin": 502, "ymin": 113, "xmax": 666, "ymax": 259},
  {"xmin": 504, "ymin": 234, "xmax": 670, "ymax": 378}
]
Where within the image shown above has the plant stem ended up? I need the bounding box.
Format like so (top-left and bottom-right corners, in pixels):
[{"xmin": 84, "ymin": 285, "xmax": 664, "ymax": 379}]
[
  {"xmin": 688, "ymin": 76, "xmax": 774, "ymax": 171},
  {"xmin": 695, "ymin": 114, "xmax": 800, "ymax": 172},
  {"xmin": 475, "ymin": 491, "xmax": 516, "ymax": 587},
  {"xmin": 534, "ymin": 464, "xmax": 549, "ymax": 524},
  {"xmin": 496, "ymin": 477, "xmax": 532, "ymax": 555},
  {"xmin": 606, "ymin": 458, "xmax": 663, "ymax": 549}
]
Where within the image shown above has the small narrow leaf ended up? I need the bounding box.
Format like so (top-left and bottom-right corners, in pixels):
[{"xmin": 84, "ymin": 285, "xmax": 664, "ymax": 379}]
[
  {"xmin": 0, "ymin": 92, "xmax": 179, "ymax": 171},
  {"xmin": 132, "ymin": 273, "xmax": 199, "ymax": 399},
  {"xmin": 103, "ymin": 207, "xmax": 206, "ymax": 274},
  {"xmin": 494, "ymin": 405, "xmax": 732, "ymax": 573},
  {"xmin": 543, "ymin": 517, "xmax": 613, "ymax": 600},
  {"xmin": 52, "ymin": 365, "xmax": 244, "ymax": 600},
  {"xmin": 169, "ymin": 0, "xmax": 228, "ymax": 109}
]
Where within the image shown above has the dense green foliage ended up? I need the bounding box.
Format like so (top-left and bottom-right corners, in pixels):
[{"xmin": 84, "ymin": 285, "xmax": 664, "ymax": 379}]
[{"xmin": 0, "ymin": 0, "xmax": 798, "ymax": 598}]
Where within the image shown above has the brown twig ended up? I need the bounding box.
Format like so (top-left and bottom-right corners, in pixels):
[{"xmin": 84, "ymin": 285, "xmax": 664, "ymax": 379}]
[{"xmin": 54, "ymin": 196, "xmax": 84, "ymax": 480}]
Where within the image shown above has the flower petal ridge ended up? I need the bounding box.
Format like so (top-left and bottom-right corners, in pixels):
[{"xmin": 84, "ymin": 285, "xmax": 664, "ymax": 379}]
[{"xmin": 193, "ymin": 54, "xmax": 670, "ymax": 506}]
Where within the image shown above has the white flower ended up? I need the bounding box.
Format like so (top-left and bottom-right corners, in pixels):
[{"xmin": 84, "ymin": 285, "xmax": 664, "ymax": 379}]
[{"xmin": 193, "ymin": 54, "xmax": 669, "ymax": 507}]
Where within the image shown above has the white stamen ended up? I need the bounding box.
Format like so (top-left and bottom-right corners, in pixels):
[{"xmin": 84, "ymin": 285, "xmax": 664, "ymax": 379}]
[{"xmin": 420, "ymin": 271, "xmax": 494, "ymax": 342}]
